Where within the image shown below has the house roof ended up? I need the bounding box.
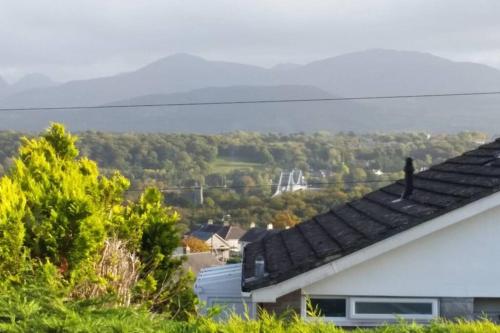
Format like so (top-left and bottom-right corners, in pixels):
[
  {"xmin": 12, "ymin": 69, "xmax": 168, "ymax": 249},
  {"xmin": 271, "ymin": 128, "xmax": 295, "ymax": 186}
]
[
  {"xmin": 195, "ymin": 264, "xmax": 245, "ymax": 298},
  {"xmin": 219, "ymin": 225, "xmax": 247, "ymax": 240},
  {"xmin": 190, "ymin": 230, "xmax": 217, "ymax": 241},
  {"xmin": 191, "ymin": 223, "xmax": 247, "ymax": 241},
  {"xmin": 183, "ymin": 252, "xmax": 223, "ymax": 275},
  {"xmin": 240, "ymin": 227, "xmax": 278, "ymax": 243},
  {"xmin": 242, "ymin": 139, "xmax": 500, "ymax": 291}
]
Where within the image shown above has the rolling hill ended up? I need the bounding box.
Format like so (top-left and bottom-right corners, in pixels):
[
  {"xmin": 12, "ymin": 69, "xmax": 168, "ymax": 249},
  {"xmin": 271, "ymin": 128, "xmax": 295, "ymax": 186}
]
[{"xmin": 1, "ymin": 49, "xmax": 500, "ymax": 133}]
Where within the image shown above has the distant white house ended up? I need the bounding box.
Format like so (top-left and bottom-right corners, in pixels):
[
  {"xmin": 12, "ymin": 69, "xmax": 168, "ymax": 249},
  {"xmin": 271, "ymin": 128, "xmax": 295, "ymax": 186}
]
[
  {"xmin": 196, "ymin": 139, "xmax": 500, "ymax": 326},
  {"xmin": 189, "ymin": 222, "xmax": 247, "ymax": 259},
  {"xmin": 189, "ymin": 230, "xmax": 231, "ymax": 261}
]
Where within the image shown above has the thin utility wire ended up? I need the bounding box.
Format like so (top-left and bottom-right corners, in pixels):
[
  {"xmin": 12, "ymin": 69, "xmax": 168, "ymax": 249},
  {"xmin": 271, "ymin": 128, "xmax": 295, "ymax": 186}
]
[
  {"xmin": 126, "ymin": 178, "xmax": 400, "ymax": 192},
  {"xmin": 1, "ymin": 91, "xmax": 500, "ymax": 112}
]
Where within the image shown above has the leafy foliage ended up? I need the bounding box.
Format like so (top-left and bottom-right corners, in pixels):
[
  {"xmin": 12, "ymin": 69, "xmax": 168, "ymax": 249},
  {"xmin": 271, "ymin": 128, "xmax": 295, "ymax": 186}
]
[
  {"xmin": 183, "ymin": 237, "xmax": 210, "ymax": 253},
  {"xmin": 0, "ymin": 281, "xmax": 499, "ymax": 333},
  {"xmin": 270, "ymin": 210, "xmax": 300, "ymax": 229},
  {"xmin": 0, "ymin": 123, "xmax": 195, "ymax": 318},
  {"xmin": 0, "ymin": 125, "xmax": 497, "ymax": 330},
  {"xmin": 0, "ymin": 178, "xmax": 26, "ymax": 277},
  {"xmin": 0, "ymin": 130, "xmax": 488, "ymax": 230},
  {"xmin": 9, "ymin": 124, "xmax": 129, "ymax": 278}
]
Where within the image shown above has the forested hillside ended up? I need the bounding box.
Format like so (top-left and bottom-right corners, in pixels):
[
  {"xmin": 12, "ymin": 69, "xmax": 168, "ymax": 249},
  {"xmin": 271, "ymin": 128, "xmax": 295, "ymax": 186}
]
[{"xmin": 0, "ymin": 130, "xmax": 487, "ymax": 230}]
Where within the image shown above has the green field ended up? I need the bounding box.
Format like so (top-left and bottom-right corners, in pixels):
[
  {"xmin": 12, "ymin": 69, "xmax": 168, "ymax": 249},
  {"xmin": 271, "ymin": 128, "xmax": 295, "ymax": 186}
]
[{"xmin": 210, "ymin": 158, "xmax": 265, "ymax": 173}]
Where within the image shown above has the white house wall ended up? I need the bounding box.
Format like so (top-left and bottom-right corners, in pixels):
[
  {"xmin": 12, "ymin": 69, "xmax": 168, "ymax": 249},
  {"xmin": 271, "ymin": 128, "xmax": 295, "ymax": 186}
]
[
  {"xmin": 205, "ymin": 235, "xmax": 229, "ymax": 250},
  {"xmin": 226, "ymin": 239, "xmax": 241, "ymax": 252},
  {"xmin": 304, "ymin": 204, "xmax": 500, "ymax": 298}
]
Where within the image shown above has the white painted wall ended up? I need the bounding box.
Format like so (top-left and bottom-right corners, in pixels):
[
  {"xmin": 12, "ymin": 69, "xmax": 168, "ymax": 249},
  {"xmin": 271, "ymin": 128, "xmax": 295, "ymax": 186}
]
[
  {"xmin": 304, "ymin": 204, "xmax": 500, "ymax": 297},
  {"xmin": 205, "ymin": 235, "xmax": 229, "ymax": 250},
  {"xmin": 205, "ymin": 235, "xmax": 230, "ymax": 260},
  {"xmin": 226, "ymin": 239, "xmax": 241, "ymax": 252}
]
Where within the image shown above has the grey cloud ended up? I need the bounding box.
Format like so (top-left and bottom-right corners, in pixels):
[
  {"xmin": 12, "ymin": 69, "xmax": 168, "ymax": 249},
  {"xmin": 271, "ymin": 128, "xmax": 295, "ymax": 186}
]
[{"xmin": 1, "ymin": 0, "xmax": 500, "ymax": 81}]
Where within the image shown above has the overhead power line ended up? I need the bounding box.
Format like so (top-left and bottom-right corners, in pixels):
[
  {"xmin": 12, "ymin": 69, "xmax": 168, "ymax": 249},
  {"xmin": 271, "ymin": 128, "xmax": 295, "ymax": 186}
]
[
  {"xmin": 126, "ymin": 178, "xmax": 400, "ymax": 193},
  {"xmin": 1, "ymin": 90, "xmax": 500, "ymax": 112}
]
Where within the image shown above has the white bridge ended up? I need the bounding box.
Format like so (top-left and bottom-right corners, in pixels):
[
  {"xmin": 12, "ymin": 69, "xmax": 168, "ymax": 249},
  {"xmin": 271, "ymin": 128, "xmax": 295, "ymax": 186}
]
[{"xmin": 272, "ymin": 169, "xmax": 308, "ymax": 197}]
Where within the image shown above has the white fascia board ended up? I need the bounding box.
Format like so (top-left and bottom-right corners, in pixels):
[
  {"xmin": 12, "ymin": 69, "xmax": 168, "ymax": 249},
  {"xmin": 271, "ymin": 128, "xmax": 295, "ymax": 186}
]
[{"xmin": 251, "ymin": 191, "xmax": 500, "ymax": 302}]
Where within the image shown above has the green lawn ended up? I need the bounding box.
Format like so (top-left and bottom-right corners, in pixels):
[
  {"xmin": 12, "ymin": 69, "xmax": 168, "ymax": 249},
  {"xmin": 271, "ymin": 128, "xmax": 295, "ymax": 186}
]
[{"xmin": 210, "ymin": 158, "xmax": 265, "ymax": 173}]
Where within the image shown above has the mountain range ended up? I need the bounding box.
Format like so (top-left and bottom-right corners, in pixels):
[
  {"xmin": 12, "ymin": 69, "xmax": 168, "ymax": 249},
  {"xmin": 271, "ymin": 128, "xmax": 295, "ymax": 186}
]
[
  {"xmin": 0, "ymin": 74, "xmax": 56, "ymax": 99},
  {"xmin": 1, "ymin": 49, "xmax": 500, "ymax": 133}
]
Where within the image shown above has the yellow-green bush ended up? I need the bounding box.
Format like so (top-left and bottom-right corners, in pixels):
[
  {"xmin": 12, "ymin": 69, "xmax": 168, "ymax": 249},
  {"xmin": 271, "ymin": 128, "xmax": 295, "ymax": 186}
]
[{"xmin": 0, "ymin": 124, "xmax": 196, "ymax": 318}]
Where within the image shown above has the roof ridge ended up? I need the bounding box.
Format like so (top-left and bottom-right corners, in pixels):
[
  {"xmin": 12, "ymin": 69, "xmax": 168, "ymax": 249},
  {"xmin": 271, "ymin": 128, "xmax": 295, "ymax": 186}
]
[
  {"xmin": 431, "ymin": 165, "xmax": 500, "ymax": 178},
  {"xmin": 415, "ymin": 173, "xmax": 493, "ymax": 189}
]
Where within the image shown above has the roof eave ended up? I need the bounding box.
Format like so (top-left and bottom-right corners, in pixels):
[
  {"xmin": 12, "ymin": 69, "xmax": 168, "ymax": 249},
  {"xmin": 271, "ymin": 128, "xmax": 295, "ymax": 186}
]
[{"xmin": 246, "ymin": 189, "xmax": 500, "ymax": 301}]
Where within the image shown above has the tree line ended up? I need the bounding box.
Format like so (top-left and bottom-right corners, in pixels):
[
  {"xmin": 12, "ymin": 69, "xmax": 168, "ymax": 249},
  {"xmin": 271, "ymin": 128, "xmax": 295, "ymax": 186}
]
[{"xmin": 0, "ymin": 129, "xmax": 487, "ymax": 232}]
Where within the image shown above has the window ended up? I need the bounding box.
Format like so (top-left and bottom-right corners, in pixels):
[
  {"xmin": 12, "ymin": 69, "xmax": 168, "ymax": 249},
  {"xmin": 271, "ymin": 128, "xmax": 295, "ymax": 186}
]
[
  {"xmin": 350, "ymin": 297, "xmax": 438, "ymax": 320},
  {"xmin": 309, "ymin": 298, "xmax": 346, "ymax": 318}
]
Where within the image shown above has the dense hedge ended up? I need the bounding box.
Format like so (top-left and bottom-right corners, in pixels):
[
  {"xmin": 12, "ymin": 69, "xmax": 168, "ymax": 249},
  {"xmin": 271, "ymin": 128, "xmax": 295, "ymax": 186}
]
[{"xmin": 3, "ymin": 274, "xmax": 498, "ymax": 332}]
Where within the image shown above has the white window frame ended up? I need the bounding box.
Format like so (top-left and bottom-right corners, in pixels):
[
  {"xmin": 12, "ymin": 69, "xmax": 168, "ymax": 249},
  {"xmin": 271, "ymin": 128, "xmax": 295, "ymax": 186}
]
[{"xmin": 349, "ymin": 297, "xmax": 439, "ymax": 320}]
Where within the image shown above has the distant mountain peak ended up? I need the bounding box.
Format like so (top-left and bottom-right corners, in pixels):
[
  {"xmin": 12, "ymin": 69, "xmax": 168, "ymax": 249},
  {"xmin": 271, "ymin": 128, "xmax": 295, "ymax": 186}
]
[
  {"xmin": 14, "ymin": 73, "xmax": 54, "ymax": 85},
  {"xmin": 145, "ymin": 53, "xmax": 206, "ymax": 66},
  {"xmin": 8, "ymin": 73, "xmax": 55, "ymax": 94}
]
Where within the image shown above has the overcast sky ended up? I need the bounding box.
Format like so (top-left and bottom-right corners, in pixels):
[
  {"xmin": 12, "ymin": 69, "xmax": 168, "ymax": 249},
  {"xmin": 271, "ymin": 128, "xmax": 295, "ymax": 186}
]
[{"xmin": 1, "ymin": 0, "xmax": 500, "ymax": 82}]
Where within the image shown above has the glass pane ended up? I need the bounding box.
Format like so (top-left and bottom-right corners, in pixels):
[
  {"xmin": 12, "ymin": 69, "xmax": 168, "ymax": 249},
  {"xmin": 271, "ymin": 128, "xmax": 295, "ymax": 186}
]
[
  {"xmin": 310, "ymin": 298, "xmax": 346, "ymax": 317},
  {"xmin": 355, "ymin": 301, "xmax": 433, "ymax": 315}
]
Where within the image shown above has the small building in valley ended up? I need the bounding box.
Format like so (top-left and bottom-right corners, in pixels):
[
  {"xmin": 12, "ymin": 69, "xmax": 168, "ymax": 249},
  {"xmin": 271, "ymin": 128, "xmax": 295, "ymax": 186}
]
[
  {"xmin": 183, "ymin": 252, "xmax": 223, "ymax": 275},
  {"xmin": 189, "ymin": 221, "xmax": 247, "ymax": 260},
  {"xmin": 196, "ymin": 139, "xmax": 500, "ymax": 325},
  {"xmin": 189, "ymin": 230, "xmax": 231, "ymax": 261}
]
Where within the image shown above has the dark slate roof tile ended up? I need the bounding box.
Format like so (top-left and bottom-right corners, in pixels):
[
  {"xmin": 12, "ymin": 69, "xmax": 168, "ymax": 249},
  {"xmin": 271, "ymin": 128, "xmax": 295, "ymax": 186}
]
[
  {"xmin": 417, "ymin": 170, "xmax": 500, "ymax": 188},
  {"xmin": 464, "ymin": 149, "xmax": 500, "ymax": 157},
  {"xmin": 446, "ymin": 155, "xmax": 495, "ymax": 165},
  {"xmin": 314, "ymin": 212, "xmax": 366, "ymax": 250},
  {"xmin": 486, "ymin": 159, "xmax": 500, "ymax": 168},
  {"xmin": 432, "ymin": 163, "xmax": 500, "ymax": 177},
  {"xmin": 381, "ymin": 183, "xmax": 458, "ymax": 208},
  {"xmin": 348, "ymin": 199, "xmax": 412, "ymax": 228},
  {"xmin": 242, "ymin": 139, "xmax": 500, "ymax": 291},
  {"xmin": 296, "ymin": 220, "xmax": 341, "ymax": 258},
  {"xmin": 280, "ymin": 228, "xmax": 317, "ymax": 266},
  {"xmin": 240, "ymin": 227, "xmax": 277, "ymax": 243},
  {"xmin": 263, "ymin": 233, "xmax": 293, "ymax": 277},
  {"xmin": 412, "ymin": 178, "xmax": 483, "ymax": 198},
  {"xmin": 364, "ymin": 191, "xmax": 438, "ymax": 217},
  {"xmin": 334, "ymin": 205, "xmax": 388, "ymax": 240}
]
